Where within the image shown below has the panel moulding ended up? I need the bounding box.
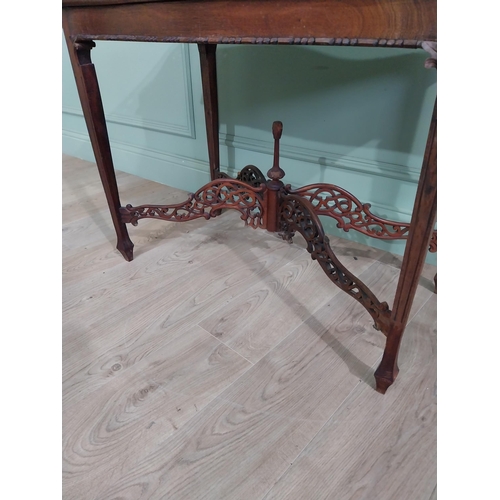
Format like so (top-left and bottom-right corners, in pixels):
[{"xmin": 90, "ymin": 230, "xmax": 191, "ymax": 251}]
[
  {"xmin": 63, "ymin": 128, "xmax": 413, "ymax": 220},
  {"xmin": 220, "ymin": 132, "xmax": 421, "ymax": 183},
  {"xmin": 63, "ymin": 129, "xmax": 206, "ymax": 172},
  {"xmin": 63, "ymin": 45, "xmax": 196, "ymax": 139}
]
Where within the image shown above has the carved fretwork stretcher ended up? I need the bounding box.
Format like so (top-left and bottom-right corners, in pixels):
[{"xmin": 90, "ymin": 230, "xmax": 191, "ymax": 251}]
[{"xmin": 62, "ymin": 0, "xmax": 437, "ymax": 394}]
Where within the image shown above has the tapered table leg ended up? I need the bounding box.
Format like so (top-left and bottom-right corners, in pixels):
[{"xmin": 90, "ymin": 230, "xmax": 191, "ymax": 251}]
[
  {"xmin": 63, "ymin": 33, "xmax": 134, "ymax": 261},
  {"xmin": 198, "ymin": 44, "xmax": 220, "ymax": 181},
  {"xmin": 375, "ymin": 101, "xmax": 437, "ymax": 393}
]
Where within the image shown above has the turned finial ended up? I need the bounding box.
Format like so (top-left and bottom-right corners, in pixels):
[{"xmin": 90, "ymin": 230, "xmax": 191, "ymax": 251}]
[
  {"xmin": 272, "ymin": 121, "xmax": 283, "ymax": 141},
  {"xmin": 267, "ymin": 121, "xmax": 285, "ymax": 181}
]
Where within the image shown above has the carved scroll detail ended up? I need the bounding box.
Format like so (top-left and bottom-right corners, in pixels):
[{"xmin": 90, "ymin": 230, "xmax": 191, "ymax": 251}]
[
  {"xmin": 236, "ymin": 165, "xmax": 267, "ymax": 187},
  {"xmin": 288, "ymin": 183, "xmax": 437, "ymax": 253},
  {"xmin": 279, "ymin": 194, "xmax": 392, "ymax": 331},
  {"xmin": 120, "ymin": 179, "xmax": 266, "ymax": 228}
]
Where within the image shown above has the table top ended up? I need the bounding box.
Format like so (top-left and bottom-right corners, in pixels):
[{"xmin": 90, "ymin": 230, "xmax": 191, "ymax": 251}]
[{"xmin": 62, "ymin": 0, "xmax": 436, "ymax": 48}]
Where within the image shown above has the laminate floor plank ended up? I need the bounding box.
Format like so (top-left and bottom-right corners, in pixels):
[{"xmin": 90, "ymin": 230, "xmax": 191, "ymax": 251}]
[
  {"xmin": 199, "ymin": 240, "xmax": 385, "ymax": 364},
  {"xmin": 62, "ymin": 213, "xmax": 239, "ymax": 288},
  {"xmin": 79, "ymin": 260, "xmax": 433, "ymax": 500},
  {"xmin": 62, "ymin": 243, "xmax": 305, "ymax": 412},
  {"xmin": 62, "ymin": 155, "xmax": 437, "ymax": 500},
  {"xmin": 62, "ymin": 224, "xmax": 302, "ymax": 381},
  {"xmin": 63, "ymin": 212, "xmax": 280, "ymax": 313},
  {"xmin": 62, "ymin": 157, "xmax": 186, "ymax": 225},
  {"xmin": 63, "ymin": 324, "xmax": 252, "ymax": 500},
  {"xmin": 263, "ymin": 296, "xmax": 437, "ymax": 500}
]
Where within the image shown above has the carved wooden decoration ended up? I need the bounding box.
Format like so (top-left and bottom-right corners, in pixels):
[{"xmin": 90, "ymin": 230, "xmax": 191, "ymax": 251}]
[
  {"xmin": 289, "ymin": 184, "xmax": 437, "ymax": 252},
  {"xmin": 88, "ymin": 117, "xmax": 437, "ymax": 395},
  {"xmin": 119, "ymin": 179, "xmax": 266, "ymax": 229},
  {"xmin": 236, "ymin": 165, "xmax": 267, "ymax": 187},
  {"xmin": 117, "ymin": 121, "xmax": 435, "ymax": 357},
  {"xmin": 279, "ymin": 193, "xmax": 392, "ymax": 332},
  {"xmin": 70, "ymin": 34, "xmax": 430, "ymax": 48}
]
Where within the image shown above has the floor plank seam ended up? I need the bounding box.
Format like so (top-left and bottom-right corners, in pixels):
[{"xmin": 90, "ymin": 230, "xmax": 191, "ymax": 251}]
[
  {"xmin": 196, "ymin": 324, "xmax": 256, "ymax": 365},
  {"xmin": 62, "ymin": 324, "xmax": 210, "ymax": 397},
  {"xmin": 406, "ymin": 289, "xmax": 434, "ymax": 326}
]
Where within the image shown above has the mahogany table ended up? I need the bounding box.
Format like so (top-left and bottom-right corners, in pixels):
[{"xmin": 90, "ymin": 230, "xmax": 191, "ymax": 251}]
[{"xmin": 62, "ymin": 0, "xmax": 437, "ymax": 394}]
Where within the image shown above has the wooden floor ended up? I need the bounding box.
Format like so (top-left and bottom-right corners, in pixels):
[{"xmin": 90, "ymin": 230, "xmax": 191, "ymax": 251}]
[{"xmin": 62, "ymin": 154, "xmax": 437, "ymax": 500}]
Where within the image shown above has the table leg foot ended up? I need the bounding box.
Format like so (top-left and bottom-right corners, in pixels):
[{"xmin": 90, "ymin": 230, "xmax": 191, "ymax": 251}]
[
  {"xmin": 374, "ymin": 365, "xmax": 399, "ymax": 394},
  {"xmin": 117, "ymin": 238, "xmax": 134, "ymax": 262}
]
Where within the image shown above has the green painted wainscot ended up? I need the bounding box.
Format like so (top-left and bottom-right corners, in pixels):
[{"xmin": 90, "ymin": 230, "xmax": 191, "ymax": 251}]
[{"xmin": 62, "ymin": 36, "xmax": 437, "ymax": 264}]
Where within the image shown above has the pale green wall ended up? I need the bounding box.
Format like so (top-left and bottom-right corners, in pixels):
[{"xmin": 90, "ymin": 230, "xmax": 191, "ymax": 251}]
[{"xmin": 62, "ymin": 37, "xmax": 436, "ymax": 264}]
